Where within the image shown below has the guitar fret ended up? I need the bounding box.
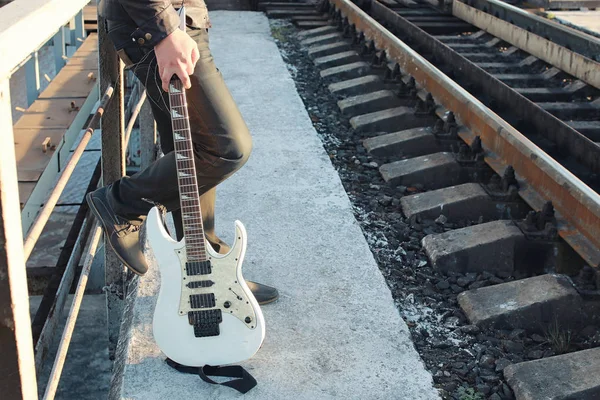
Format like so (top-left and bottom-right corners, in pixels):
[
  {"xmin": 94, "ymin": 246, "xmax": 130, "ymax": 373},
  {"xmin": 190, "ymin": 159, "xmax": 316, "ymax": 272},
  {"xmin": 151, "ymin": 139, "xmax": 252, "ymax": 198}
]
[{"xmin": 169, "ymin": 78, "xmax": 208, "ymax": 261}]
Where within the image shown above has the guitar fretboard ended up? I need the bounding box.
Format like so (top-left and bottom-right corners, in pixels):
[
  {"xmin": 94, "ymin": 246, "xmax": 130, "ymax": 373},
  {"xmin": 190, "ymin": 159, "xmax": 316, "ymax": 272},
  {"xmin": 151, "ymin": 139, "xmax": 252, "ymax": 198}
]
[{"xmin": 168, "ymin": 78, "xmax": 207, "ymax": 261}]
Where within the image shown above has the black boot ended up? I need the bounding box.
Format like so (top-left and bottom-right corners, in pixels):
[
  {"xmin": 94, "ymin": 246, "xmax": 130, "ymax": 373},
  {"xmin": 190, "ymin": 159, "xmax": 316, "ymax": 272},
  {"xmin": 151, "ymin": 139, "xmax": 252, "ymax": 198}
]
[
  {"xmin": 246, "ymin": 281, "xmax": 279, "ymax": 305},
  {"xmin": 87, "ymin": 186, "xmax": 148, "ymax": 275},
  {"xmin": 207, "ymin": 238, "xmax": 279, "ymax": 305}
]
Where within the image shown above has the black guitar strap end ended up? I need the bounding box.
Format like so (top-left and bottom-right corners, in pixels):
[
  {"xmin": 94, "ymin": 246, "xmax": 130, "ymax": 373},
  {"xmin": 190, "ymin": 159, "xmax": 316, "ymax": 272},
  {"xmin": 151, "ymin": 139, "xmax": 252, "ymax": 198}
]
[{"xmin": 165, "ymin": 358, "xmax": 257, "ymax": 394}]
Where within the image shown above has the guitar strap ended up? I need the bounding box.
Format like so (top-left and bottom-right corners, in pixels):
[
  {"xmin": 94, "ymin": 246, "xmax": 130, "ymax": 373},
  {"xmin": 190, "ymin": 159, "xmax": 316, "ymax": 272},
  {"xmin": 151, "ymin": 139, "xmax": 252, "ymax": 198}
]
[{"xmin": 165, "ymin": 358, "xmax": 257, "ymax": 394}]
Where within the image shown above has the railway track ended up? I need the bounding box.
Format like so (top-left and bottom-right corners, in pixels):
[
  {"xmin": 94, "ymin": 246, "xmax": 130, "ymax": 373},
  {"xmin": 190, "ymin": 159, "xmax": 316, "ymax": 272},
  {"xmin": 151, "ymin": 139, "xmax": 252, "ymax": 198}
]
[{"xmin": 264, "ymin": 0, "xmax": 600, "ymax": 398}]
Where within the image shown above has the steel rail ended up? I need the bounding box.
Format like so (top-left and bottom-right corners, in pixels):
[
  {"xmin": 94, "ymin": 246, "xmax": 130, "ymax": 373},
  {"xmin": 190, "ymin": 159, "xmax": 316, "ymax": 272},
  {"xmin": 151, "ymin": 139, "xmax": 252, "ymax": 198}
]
[
  {"xmin": 41, "ymin": 223, "xmax": 102, "ymax": 400},
  {"xmin": 22, "ymin": 85, "xmax": 113, "ymax": 261},
  {"xmin": 453, "ymin": 0, "xmax": 600, "ymax": 90},
  {"xmin": 370, "ymin": 1, "xmax": 600, "ymax": 178},
  {"xmin": 463, "ymin": 0, "xmax": 600, "ymax": 61},
  {"xmin": 330, "ymin": 0, "xmax": 600, "ymax": 266}
]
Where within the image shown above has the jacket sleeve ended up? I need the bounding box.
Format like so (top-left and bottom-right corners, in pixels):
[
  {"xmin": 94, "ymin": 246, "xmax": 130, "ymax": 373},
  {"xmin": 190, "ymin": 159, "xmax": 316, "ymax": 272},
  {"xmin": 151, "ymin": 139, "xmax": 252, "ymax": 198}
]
[{"xmin": 117, "ymin": 0, "xmax": 181, "ymax": 48}]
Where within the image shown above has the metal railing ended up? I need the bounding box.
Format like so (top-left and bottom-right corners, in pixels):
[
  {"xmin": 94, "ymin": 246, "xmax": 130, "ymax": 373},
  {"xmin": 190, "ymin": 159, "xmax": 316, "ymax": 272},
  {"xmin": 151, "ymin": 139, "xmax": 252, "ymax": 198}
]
[{"xmin": 0, "ymin": 0, "xmax": 157, "ymax": 398}]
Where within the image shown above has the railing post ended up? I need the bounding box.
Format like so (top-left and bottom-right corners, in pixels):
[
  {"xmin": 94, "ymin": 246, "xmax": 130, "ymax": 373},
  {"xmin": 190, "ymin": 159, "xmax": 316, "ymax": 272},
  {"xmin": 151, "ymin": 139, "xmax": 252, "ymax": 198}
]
[
  {"xmin": 98, "ymin": 15, "xmax": 126, "ymax": 357},
  {"xmin": 25, "ymin": 51, "xmax": 40, "ymax": 106},
  {"xmin": 0, "ymin": 80, "xmax": 38, "ymax": 399},
  {"xmin": 139, "ymin": 96, "xmax": 157, "ymax": 169},
  {"xmin": 53, "ymin": 28, "xmax": 66, "ymax": 73},
  {"xmin": 74, "ymin": 9, "xmax": 86, "ymax": 49}
]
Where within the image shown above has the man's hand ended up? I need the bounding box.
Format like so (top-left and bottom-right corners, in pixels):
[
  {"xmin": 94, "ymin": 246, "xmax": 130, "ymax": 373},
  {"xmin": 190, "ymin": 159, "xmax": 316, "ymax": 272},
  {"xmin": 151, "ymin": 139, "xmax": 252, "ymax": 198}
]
[{"xmin": 155, "ymin": 29, "xmax": 200, "ymax": 92}]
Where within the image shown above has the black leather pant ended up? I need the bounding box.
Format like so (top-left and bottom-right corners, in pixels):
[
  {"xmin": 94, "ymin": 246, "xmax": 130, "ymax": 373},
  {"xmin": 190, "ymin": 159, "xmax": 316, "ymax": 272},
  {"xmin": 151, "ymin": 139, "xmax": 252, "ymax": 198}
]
[{"xmin": 105, "ymin": 21, "xmax": 252, "ymax": 246}]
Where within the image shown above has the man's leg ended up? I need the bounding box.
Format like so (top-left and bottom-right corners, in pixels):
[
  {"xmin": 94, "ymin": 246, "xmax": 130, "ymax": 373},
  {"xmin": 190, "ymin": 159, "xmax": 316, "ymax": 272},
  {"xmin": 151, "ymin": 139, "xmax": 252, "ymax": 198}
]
[{"xmin": 88, "ymin": 21, "xmax": 277, "ymax": 302}]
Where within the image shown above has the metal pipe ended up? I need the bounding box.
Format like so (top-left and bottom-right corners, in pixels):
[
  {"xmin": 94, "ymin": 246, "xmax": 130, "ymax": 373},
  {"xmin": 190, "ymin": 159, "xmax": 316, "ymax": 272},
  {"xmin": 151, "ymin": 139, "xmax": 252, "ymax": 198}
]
[
  {"xmin": 124, "ymin": 88, "xmax": 147, "ymax": 147},
  {"xmin": 31, "ymin": 160, "xmax": 101, "ymax": 348},
  {"xmin": 22, "ymin": 85, "xmax": 114, "ymax": 261},
  {"xmin": 33, "ymin": 211, "xmax": 94, "ymax": 373},
  {"xmin": 42, "ymin": 223, "xmax": 103, "ymax": 400}
]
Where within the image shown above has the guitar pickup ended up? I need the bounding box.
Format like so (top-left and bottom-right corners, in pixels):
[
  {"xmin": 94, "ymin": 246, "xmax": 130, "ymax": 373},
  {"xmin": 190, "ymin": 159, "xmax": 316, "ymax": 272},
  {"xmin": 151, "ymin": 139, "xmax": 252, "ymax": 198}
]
[
  {"xmin": 186, "ymin": 260, "xmax": 211, "ymax": 276},
  {"xmin": 187, "ymin": 280, "xmax": 214, "ymax": 289},
  {"xmin": 189, "ymin": 293, "xmax": 216, "ymax": 309}
]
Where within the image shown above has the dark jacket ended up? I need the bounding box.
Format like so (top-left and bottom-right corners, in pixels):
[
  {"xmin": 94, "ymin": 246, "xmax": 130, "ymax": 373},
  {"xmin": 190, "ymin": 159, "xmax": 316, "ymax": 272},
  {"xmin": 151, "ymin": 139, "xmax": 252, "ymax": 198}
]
[{"xmin": 98, "ymin": 0, "xmax": 211, "ymax": 48}]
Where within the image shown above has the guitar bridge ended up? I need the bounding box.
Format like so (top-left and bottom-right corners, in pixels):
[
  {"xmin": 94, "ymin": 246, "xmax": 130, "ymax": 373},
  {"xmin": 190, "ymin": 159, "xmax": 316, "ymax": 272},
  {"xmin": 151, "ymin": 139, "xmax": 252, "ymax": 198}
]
[{"xmin": 188, "ymin": 309, "xmax": 222, "ymax": 337}]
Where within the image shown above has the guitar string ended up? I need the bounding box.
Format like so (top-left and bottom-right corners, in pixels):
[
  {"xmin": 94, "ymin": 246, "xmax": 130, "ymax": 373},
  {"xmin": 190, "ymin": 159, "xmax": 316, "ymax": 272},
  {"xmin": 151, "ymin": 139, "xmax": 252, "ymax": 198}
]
[{"xmin": 170, "ymin": 80, "xmax": 208, "ymax": 259}]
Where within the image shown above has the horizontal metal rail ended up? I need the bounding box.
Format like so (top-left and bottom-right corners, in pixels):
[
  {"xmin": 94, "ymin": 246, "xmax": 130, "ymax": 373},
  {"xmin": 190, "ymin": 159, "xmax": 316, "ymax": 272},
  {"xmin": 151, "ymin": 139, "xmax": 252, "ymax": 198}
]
[
  {"xmin": 331, "ymin": 0, "xmax": 600, "ymax": 266},
  {"xmin": 0, "ymin": 0, "xmax": 89, "ymax": 80},
  {"xmin": 23, "ymin": 85, "xmax": 114, "ymax": 261}
]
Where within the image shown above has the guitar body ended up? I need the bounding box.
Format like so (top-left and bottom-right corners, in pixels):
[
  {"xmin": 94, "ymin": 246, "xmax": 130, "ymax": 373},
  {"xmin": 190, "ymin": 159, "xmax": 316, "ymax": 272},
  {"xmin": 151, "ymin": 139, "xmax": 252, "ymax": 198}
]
[
  {"xmin": 147, "ymin": 206, "xmax": 265, "ymax": 367},
  {"xmin": 147, "ymin": 14, "xmax": 265, "ymax": 367}
]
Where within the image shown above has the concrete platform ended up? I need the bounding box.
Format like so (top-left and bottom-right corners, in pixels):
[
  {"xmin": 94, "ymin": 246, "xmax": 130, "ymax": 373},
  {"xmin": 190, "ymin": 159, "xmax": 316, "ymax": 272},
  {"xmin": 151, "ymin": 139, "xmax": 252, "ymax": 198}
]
[{"xmin": 113, "ymin": 11, "xmax": 438, "ymax": 400}]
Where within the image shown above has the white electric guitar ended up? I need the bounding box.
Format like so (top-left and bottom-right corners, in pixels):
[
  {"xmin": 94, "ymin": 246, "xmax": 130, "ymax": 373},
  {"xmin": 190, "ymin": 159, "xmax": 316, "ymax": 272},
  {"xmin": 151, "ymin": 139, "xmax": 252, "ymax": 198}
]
[{"xmin": 145, "ymin": 75, "xmax": 265, "ymax": 367}]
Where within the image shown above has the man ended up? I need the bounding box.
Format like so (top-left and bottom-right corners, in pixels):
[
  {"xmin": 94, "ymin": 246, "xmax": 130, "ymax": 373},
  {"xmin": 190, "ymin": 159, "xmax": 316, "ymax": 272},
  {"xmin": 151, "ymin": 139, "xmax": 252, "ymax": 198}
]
[{"xmin": 89, "ymin": 0, "xmax": 278, "ymax": 304}]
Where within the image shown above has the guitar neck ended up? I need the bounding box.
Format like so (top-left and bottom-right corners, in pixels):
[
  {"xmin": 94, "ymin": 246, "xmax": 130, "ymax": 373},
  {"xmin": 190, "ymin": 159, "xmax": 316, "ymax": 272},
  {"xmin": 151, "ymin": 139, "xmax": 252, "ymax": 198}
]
[{"xmin": 168, "ymin": 77, "xmax": 207, "ymax": 261}]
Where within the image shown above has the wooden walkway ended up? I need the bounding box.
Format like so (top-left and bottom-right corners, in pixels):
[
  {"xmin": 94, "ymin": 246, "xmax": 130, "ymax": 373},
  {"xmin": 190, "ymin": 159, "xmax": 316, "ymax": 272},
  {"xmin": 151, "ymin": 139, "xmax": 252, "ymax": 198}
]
[
  {"xmin": 14, "ymin": 34, "xmax": 98, "ymax": 281},
  {"xmin": 83, "ymin": 2, "xmax": 97, "ymax": 32}
]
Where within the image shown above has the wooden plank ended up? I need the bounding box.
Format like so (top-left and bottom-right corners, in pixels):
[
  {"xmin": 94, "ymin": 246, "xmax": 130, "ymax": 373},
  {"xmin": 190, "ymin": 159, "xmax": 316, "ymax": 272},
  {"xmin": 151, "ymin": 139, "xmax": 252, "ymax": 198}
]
[
  {"xmin": 38, "ymin": 68, "xmax": 96, "ymax": 98},
  {"xmin": 14, "ymin": 128, "xmax": 64, "ymax": 182},
  {"xmin": 14, "ymin": 35, "xmax": 98, "ymax": 208},
  {"xmin": 18, "ymin": 182, "xmax": 36, "ymax": 209},
  {"xmin": 0, "ymin": 79, "xmax": 38, "ymax": 400},
  {"xmin": 69, "ymin": 32, "xmax": 97, "ymax": 54},
  {"xmin": 13, "ymin": 99, "xmax": 81, "ymax": 129},
  {"xmin": 83, "ymin": 4, "xmax": 97, "ymax": 22}
]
